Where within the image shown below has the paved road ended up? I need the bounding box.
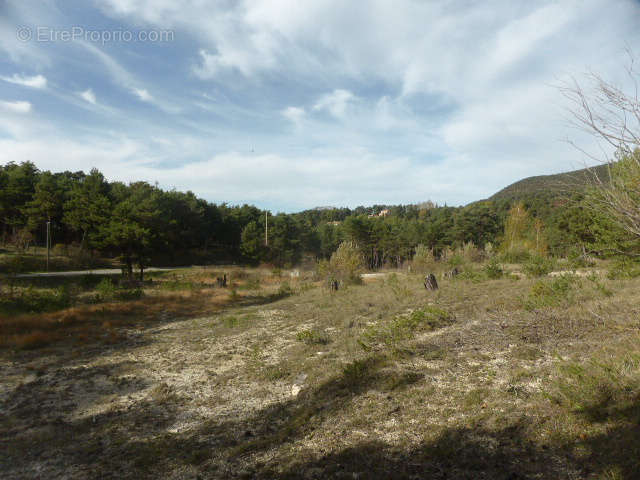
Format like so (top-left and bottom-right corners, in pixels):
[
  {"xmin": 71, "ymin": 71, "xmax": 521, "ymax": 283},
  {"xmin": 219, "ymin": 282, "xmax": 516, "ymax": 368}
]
[{"xmin": 15, "ymin": 267, "xmax": 184, "ymax": 278}]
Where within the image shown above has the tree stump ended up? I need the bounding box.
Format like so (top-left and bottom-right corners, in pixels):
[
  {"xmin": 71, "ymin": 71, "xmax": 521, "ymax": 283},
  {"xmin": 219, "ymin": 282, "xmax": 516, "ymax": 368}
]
[
  {"xmin": 424, "ymin": 274, "xmax": 438, "ymax": 290},
  {"xmin": 444, "ymin": 267, "xmax": 459, "ymax": 279}
]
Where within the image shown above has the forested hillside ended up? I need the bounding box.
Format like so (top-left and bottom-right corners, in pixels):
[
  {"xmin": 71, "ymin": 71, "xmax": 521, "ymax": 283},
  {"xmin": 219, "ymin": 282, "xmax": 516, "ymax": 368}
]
[
  {"xmin": 0, "ymin": 161, "xmax": 620, "ymax": 274},
  {"xmin": 489, "ymin": 164, "xmax": 611, "ymax": 201}
]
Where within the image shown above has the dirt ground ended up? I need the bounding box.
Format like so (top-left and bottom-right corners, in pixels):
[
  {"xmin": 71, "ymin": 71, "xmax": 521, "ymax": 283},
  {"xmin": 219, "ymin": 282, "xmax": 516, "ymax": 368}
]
[{"xmin": 1, "ymin": 270, "xmax": 639, "ymax": 479}]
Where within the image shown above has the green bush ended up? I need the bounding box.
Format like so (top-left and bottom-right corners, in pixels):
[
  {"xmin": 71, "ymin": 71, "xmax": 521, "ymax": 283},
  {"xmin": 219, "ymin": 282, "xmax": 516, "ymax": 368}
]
[
  {"xmin": 607, "ymin": 258, "xmax": 640, "ymax": 280},
  {"xmin": 447, "ymin": 254, "xmax": 465, "ymax": 267},
  {"xmin": 360, "ymin": 306, "xmax": 453, "ymax": 352},
  {"xmin": 522, "ymin": 255, "xmax": 555, "ymax": 277},
  {"xmin": 276, "ymin": 281, "xmax": 293, "ymax": 297},
  {"xmin": 567, "ymin": 247, "xmax": 596, "ymax": 269},
  {"xmin": 95, "ymin": 278, "xmax": 144, "ymax": 302},
  {"xmin": 484, "ymin": 259, "xmax": 503, "ymax": 279},
  {"xmin": 96, "ymin": 278, "xmax": 117, "ymax": 301},
  {"xmin": 327, "ymin": 241, "xmax": 364, "ymax": 285},
  {"xmin": 548, "ymin": 348, "xmax": 640, "ymax": 422},
  {"xmin": 296, "ymin": 329, "xmax": 331, "ymax": 345},
  {"xmin": 0, "ymin": 285, "xmax": 73, "ymax": 314},
  {"xmin": 456, "ymin": 269, "xmax": 484, "ymax": 283},
  {"xmin": 116, "ymin": 288, "xmax": 144, "ymax": 301},
  {"xmin": 524, "ymin": 275, "xmax": 577, "ymax": 310}
]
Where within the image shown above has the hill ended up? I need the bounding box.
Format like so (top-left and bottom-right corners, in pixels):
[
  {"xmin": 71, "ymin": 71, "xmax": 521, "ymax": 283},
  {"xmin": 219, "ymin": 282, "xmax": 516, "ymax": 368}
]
[{"xmin": 489, "ymin": 163, "xmax": 611, "ymax": 202}]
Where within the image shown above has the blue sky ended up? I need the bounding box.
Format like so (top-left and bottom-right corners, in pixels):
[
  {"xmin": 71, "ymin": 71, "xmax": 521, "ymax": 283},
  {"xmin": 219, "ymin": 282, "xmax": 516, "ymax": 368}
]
[{"xmin": 1, "ymin": 0, "xmax": 639, "ymax": 212}]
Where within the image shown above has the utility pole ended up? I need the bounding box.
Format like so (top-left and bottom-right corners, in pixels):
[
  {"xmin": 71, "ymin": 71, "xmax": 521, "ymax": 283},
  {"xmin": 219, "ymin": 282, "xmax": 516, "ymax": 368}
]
[
  {"xmin": 265, "ymin": 211, "xmax": 269, "ymax": 246},
  {"xmin": 46, "ymin": 220, "xmax": 51, "ymax": 272}
]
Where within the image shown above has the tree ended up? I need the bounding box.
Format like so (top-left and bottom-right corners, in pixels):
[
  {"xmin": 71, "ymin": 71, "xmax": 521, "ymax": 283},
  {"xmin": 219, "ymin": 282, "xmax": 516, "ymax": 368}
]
[
  {"xmin": 0, "ymin": 161, "xmax": 39, "ymax": 240},
  {"xmin": 24, "ymin": 171, "xmax": 64, "ymax": 232},
  {"xmin": 560, "ymin": 55, "xmax": 640, "ymax": 252},
  {"xmin": 240, "ymin": 220, "xmax": 267, "ymax": 264},
  {"xmin": 63, "ymin": 168, "xmax": 111, "ymax": 250},
  {"xmin": 101, "ymin": 182, "xmax": 162, "ymax": 281}
]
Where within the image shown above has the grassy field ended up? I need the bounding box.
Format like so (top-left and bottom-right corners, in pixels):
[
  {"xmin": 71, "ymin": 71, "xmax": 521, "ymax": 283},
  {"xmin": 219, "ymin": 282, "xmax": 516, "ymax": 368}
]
[{"xmin": 1, "ymin": 263, "xmax": 640, "ymax": 479}]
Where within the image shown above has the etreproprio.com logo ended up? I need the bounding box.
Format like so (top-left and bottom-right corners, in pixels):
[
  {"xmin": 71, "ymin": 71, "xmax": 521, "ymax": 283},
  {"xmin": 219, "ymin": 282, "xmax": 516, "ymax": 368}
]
[{"xmin": 17, "ymin": 26, "xmax": 174, "ymax": 44}]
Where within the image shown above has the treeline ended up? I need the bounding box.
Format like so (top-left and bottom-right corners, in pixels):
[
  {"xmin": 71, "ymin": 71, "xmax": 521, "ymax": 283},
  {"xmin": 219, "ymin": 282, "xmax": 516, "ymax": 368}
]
[{"xmin": 0, "ymin": 161, "xmax": 617, "ymax": 275}]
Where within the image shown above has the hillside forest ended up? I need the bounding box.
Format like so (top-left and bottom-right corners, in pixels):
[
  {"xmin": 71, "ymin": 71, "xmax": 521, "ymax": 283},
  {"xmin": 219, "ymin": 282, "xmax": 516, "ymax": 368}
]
[{"xmin": 0, "ymin": 158, "xmax": 635, "ymax": 277}]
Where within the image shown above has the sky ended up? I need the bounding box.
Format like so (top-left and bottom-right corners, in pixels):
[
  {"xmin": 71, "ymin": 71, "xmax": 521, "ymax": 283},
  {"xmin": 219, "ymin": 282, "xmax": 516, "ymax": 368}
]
[{"xmin": 1, "ymin": 0, "xmax": 639, "ymax": 212}]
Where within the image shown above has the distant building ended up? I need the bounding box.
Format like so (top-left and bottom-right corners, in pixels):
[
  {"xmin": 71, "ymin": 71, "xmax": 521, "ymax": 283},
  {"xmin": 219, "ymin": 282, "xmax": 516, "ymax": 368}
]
[{"xmin": 368, "ymin": 209, "xmax": 390, "ymax": 218}]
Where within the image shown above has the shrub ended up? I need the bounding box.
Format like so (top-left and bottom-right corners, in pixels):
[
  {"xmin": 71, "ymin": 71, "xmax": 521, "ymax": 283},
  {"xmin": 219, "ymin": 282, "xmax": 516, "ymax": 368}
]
[
  {"xmin": 524, "ymin": 275, "xmax": 578, "ymax": 310},
  {"xmin": 386, "ymin": 273, "xmax": 413, "ymax": 299},
  {"xmin": 0, "ymin": 285, "xmax": 73, "ymax": 314},
  {"xmin": 360, "ymin": 306, "xmax": 453, "ymax": 352},
  {"xmin": 447, "ymin": 253, "xmax": 465, "ymax": 267},
  {"xmin": 460, "ymin": 241, "xmax": 484, "ymax": 263},
  {"xmin": 115, "ymin": 288, "xmax": 144, "ymax": 301},
  {"xmin": 484, "ymin": 242, "xmax": 496, "ymax": 259},
  {"xmin": 412, "ymin": 244, "xmax": 435, "ymax": 273},
  {"xmin": 484, "ymin": 259, "xmax": 503, "ymax": 279},
  {"xmin": 323, "ymin": 242, "xmax": 364, "ymax": 285},
  {"xmin": 567, "ymin": 246, "xmax": 596, "ymax": 269},
  {"xmin": 96, "ymin": 278, "xmax": 117, "ymax": 301},
  {"xmin": 296, "ymin": 329, "xmax": 330, "ymax": 345},
  {"xmin": 606, "ymin": 258, "xmax": 640, "ymax": 280},
  {"xmin": 276, "ymin": 281, "xmax": 293, "ymax": 297},
  {"xmin": 522, "ymin": 255, "xmax": 555, "ymax": 277},
  {"xmin": 457, "ymin": 269, "xmax": 483, "ymax": 283},
  {"xmin": 548, "ymin": 347, "xmax": 640, "ymax": 422},
  {"xmin": 439, "ymin": 246, "xmax": 455, "ymax": 263}
]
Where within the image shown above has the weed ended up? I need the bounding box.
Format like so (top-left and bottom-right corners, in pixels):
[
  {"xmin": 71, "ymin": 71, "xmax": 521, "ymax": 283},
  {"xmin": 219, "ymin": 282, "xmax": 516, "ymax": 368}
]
[
  {"xmin": 95, "ymin": 278, "xmax": 117, "ymax": 301},
  {"xmin": 484, "ymin": 259, "xmax": 503, "ymax": 279},
  {"xmin": 548, "ymin": 346, "xmax": 640, "ymax": 422},
  {"xmin": 342, "ymin": 358, "xmax": 376, "ymax": 385},
  {"xmin": 262, "ymin": 364, "xmax": 289, "ymax": 381},
  {"xmin": 522, "ymin": 255, "xmax": 555, "ymax": 277},
  {"xmin": 276, "ymin": 281, "xmax": 293, "ymax": 297},
  {"xmin": 238, "ymin": 278, "xmax": 261, "ymax": 290},
  {"xmin": 386, "ymin": 274, "xmax": 413, "ymax": 300},
  {"xmin": 523, "ymin": 275, "xmax": 578, "ymax": 310},
  {"xmin": 296, "ymin": 329, "xmax": 331, "ymax": 345},
  {"xmin": 586, "ymin": 274, "xmax": 613, "ymax": 297},
  {"xmin": 0, "ymin": 285, "xmax": 73, "ymax": 314},
  {"xmin": 607, "ymin": 258, "xmax": 640, "ymax": 280},
  {"xmin": 456, "ymin": 269, "xmax": 484, "ymax": 283},
  {"xmin": 359, "ymin": 305, "xmax": 453, "ymax": 352}
]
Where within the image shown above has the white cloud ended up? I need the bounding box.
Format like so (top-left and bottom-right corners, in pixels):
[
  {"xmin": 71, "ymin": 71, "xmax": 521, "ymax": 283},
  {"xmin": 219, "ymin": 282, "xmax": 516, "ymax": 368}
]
[
  {"xmin": 3, "ymin": 0, "xmax": 640, "ymax": 209},
  {"xmin": 313, "ymin": 89, "xmax": 355, "ymax": 119},
  {"xmin": 282, "ymin": 106, "xmax": 305, "ymax": 124},
  {"xmin": 132, "ymin": 87, "xmax": 153, "ymax": 102},
  {"xmin": 1, "ymin": 74, "xmax": 47, "ymax": 89},
  {"xmin": 79, "ymin": 89, "xmax": 97, "ymax": 104},
  {"xmin": 0, "ymin": 100, "xmax": 32, "ymax": 114}
]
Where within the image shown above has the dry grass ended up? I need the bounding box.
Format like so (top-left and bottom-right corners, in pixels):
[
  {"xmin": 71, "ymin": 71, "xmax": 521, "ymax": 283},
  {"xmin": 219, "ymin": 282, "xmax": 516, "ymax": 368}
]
[{"xmin": 1, "ymin": 266, "xmax": 640, "ymax": 479}]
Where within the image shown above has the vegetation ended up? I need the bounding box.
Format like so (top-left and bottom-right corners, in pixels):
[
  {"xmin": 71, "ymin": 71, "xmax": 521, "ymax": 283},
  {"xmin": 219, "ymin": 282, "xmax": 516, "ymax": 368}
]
[
  {"xmin": 0, "ymin": 154, "xmax": 628, "ymax": 280},
  {"xmin": 2, "ymin": 262, "xmax": 640, "ymax": 479}
]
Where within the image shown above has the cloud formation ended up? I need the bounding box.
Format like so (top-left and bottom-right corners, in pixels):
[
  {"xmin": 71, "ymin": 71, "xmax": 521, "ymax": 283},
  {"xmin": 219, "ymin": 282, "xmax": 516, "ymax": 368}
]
[
  {"xmin": 0, "ymin": 100, "xmax": 32, "ymax": 114},
  {"xmin": 0, "ymin": 0, "xmax": 639, "ymax": 210},
  {"xmin": 79, "ymin": 88, "xmax": 96, "ymax": 104},
  {"xmin": 1, "ymin": 74, "xmax": 47, "ymax": 89}
]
